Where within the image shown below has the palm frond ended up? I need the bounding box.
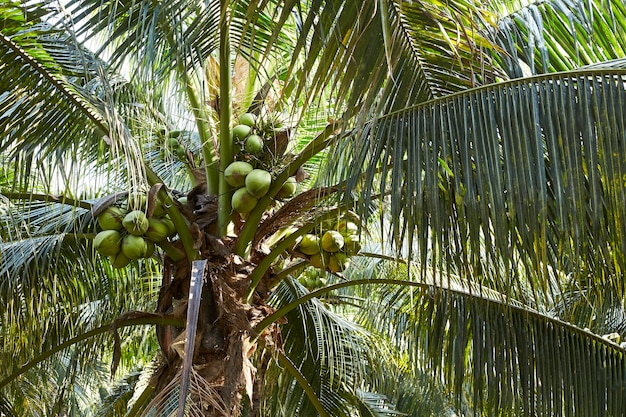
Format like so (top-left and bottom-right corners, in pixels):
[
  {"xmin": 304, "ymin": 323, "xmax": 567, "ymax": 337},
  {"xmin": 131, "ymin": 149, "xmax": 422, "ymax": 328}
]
[
  {"xmin": 0, "ymin": 392, "xmax": 17, "ymax": 417},
  {"xmin": 0, "ymin": 194, "xmax": 161, "ymax": 414},
  {"xmin": 95, "ymin": 370, "xmax": 143, "ymax": 417},
  {"xmin": 278, "ymin": 0, "xmax": 498, "ymax": 121},
  {"xmin": 356, "ymin": 262, "xmax": 626, "ymax": 416},
  {"xmin": 65, "ymin": 0, "xmax": 292, "ymax": 83},
  {"xmin": 334, "ymin": 69, "xmax": 626, "ymax": 307},
  {"xmin": 0, "ymin": 29, "xmax": 110, "ymax": 190},
  {"xmin": 263, "ymin": 278, "xmax": 372, "ymax": 416},
  {"xmin": 489, "ymin": 0, "xmax": 626, "ymax": 76},
  {"xmin": 355, "ymin": 390, "xmax": 407, "ymax": 417}
]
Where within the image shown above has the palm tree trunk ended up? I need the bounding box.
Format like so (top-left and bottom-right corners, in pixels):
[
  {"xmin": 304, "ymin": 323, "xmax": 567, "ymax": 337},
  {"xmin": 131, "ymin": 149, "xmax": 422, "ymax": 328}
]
[{"xmin": 154, "ymin": 211, "xmax": 276, "ymax": 416}]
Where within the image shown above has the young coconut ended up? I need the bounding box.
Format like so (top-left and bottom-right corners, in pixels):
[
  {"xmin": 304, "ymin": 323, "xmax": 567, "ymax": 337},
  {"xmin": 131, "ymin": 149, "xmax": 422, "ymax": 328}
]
[
  {"xmin": 121, "ymin": 234, "xmax": 148, "ymax": 260},
  {"xmin": 224, "ymin": 161, "xmax": 254, "ymax": 188},
  {"xmin": 298, "ymin": 234, "xmax": 321, "ymax": 255},
  {"xmin": 167, "ymin": 137, "xmax": 181, "ymax": 150},
  {"xmin": 335, "ymin": 220, "xmax": 359, "ymax": 236},
  {"xmin": 232, "ymin": 187, "xmax": 258, "ymax": 214},
  {"xmin": 97, "ymin": 206, "xmax": 126, "ymax": 231},
  {"xmin": 151, "ymin": 198, "xmax": 168, "ymax": 218},
  {"xmin": 161, "ymin": 216, "xmax": 177, "ymax": 236},
  {"xmin": 244, "ymin": 134, "xmax": 264, "ymax": 155},
  {"xmin": 344, "ymin": 234, "xmax": 362, "ymax": 255},
  {"xmin": 329, "ymin": 252, "xmax": 350, "ymax": 273},
  {"xmin": 239, "ymin": 113, "xmax": 257, "ymax": 127},
  {"xmin": 145, "ymin": 217, "xmax": 171, "ymax": 242},
  {"xmin": 110, "ymin": 251, "xmax": 131, "ymax": 269},
  {"xmin": 245, "ymin": 169, "xmax": 272, "ymax": 198},
  {"xmin": 321, "ymin": 230, "xmax": 345, "ymax": 253},
  {"xmin": 144, "ymin": 239, "xmax": 156, "ymax": 258},
  {"xmin": 94, "ymin": 230, "xmax": 122, "ymax": 256},
  {"xmin": 277, "ymin": 177, "xmax": 297, "ymax": 199},
  {"xmin": 310, "ymin": 251, "xmax": 330, "ymax": 269},
  {"xmin": 233, "ymin": 124, "xmax": 252, "ymax": 141},
  {"xmin": 122, "ymin": 210, "xmax": 150, "ymax": 236}
]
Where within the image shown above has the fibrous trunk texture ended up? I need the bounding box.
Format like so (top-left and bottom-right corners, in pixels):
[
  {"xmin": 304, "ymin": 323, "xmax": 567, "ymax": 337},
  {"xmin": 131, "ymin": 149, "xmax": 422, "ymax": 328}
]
[{"xmin": 151, "ymin": 193, "xmax": 281, "ymax": 416}]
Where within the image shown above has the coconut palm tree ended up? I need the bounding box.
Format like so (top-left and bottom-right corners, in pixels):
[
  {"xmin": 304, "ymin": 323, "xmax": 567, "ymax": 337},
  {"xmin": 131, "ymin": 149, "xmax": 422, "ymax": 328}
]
[{"xmin": 2, "ymin": 0, "xmax": 626, "ymax": 416}]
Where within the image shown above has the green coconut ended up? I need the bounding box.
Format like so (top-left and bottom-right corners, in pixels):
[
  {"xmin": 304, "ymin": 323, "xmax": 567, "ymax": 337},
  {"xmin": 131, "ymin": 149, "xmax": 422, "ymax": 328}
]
[
  {"xmin": 224, "ymin": 161, "xmax": 254, "ymax": 188},
  {"xmin": 310, "ymin": 251, "xmax": 330, "ymax": 269},
  {"xmin": 145, "ymin": 217, "xmax": 171, "ymax": 242},
  {"xmin": 94, "ymin": 230, "xmax": 122, "ymax": 256},
  {"xmin": 232, "ymin": 187, "xmax": 258, "ymax": 213},
  {"xmin": 175, "ymin": 146, "xmax": 188, "ymax": 161},
  {"xmin": 239, "ymin": 113, "xmax": 257, "ymax": 127},
  {"xmin": 233, "ymin": 124, "xmax": 251, "ymax": 141},
  {"xmin": 121, "ymin": 234, "xmax": 148, "ymax": 260},
  {"xmin": 344, "ymin": 234, "xmax": 362, "ymax": 255},
  {"xmin": 329, "ymin": 252, "xmax": 350, "ymax": 273},
  {"xmin": 151, "ymin": 198, "xmax": 168, "ymax": 217},
  {"xmin": 145, "ymin": 240, "xmax": 156, "ymax": 258},
  {"xmin": 245, "ymin": 169, "xmax": 272, "ymax": 198},
  {"xmin": 161, "ymin": 216, "xmax": 177, "ymax": 236},
  {"xmin": 277, "ymin": 177, "xmax": 297, "ymax": 199},
  {"xmin": 97, "ymin": 206, "xmax": 126, "ymax": 231},
  {"xmin": 167, "ymin": 137, "xmax": 181, "ymax": 149},
  {"xmin": 245, "ymin": 134, "xmax": 264, "ymax": 155},
  {"xmin": 321, "ymin": 230, "xmax": 344, "ymax": 253},
  {"xmin": 122, "ymin": 210, "xmax": 150, "ymax": 236},
  {"xmin": 110, "ymin": 251, "xmax": 131, "ymax": 269},
  {"xmin": 298, "ymin": 234, "xmax": 321, "ymax": 255},
  {"xmin": 335, "ymin": 220, "xmax": 359, "ymax": 236}
]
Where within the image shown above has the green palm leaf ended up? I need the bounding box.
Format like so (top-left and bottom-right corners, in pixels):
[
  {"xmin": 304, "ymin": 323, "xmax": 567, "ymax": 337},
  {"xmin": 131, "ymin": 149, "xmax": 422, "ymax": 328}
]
[
  {"xmin": 356, "ymin": 263, "xmax": 626, "ymax": 416},
  {"xmin": 0, "ymin": 30, "xmax": 111, "ymax": 189},
  {"xmin": 263, "ymin": 278, "xmax": 370, "ymax": 416},
  {"xmin": 335, "ymin": 69, "xmax": 626, "ymax": 306},
  {"xmin": 490, "ymin": 0, "xmax": 626, "ymax": 75}
]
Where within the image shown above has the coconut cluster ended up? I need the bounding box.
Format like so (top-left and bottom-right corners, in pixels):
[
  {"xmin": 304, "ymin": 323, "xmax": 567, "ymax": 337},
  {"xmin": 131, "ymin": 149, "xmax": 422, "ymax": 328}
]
[
  {"xmin": 296, "ymin": 219, "xmax": 362, "ymax": 273},
  {"xmin": 93, "ymin": 193, "xmax": 177, "ymax": 268},
  {"xmin": 298, "ymin": 267, "xmax": 326, "ymax": 290},
  {"xmin": 225, "ymin": 113, "xmax": 298, "ymax": 215}
]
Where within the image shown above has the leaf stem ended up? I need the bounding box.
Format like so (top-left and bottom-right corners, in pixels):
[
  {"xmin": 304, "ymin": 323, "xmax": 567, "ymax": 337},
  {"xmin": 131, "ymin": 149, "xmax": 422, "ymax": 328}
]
[
  {"xmin": 1, "ymin": 192, "xmax": 92, "ymax": 210},
  {"xmin": 0, "ymin": 315, "xmax": 183, "ymax": 390},
  {"xmin": 125, "ymin": 383, "xmax": 155, "ymax": 417},
  {"xmin": 270, "ymin": 345, "xmax": 330, "ymax": 417},
  {"xmin": 184, "ymin": 80, "xmax": 218, "ymax": 192},
  {"xmin": 217, "ymin": 1, "xmax": 234, "ymax": 237},
  {"xmin": 253, "ymin": 277, "xmax": 626, "ymax": 357}
]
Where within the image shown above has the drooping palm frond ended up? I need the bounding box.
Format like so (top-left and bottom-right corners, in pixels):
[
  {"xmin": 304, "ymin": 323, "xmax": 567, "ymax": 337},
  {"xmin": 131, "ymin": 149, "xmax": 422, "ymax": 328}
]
[
  {"xmin": 0, "ymin": 194, "xmax": 162, "ymax": 414},
  {"xmin": 66, "ymin": 0, "xmax": 221, "ymax": 78},
  {"xmin": 263, "ymin": 278, "xmax": 370, "ymax": 416},
  {"xmin": 276, "ymin": 0, "xmax": 499, "ymax": 123},
  {"xmin": 549, "ymin": 275, "xmax": 626, "ymax": 336},
  {"xmin": 356, "ymin": 332, "xmax": 456, "ymax": 417},
  {"xmin": 1, "ymin": 4, "xmax": 175, "ymax": 195},
  {"xmin": 488, "ymin": 0, "xmax": 626, "ymax": 76},
  {"xmin": 0, "ymin": 30, "xmax": 110, "ymax": 190},
  {"xmin": 94, "ymin": 370, "xmax": 143, "ymax": 417},
  {"xmin": 65, "ymin": 0, "xmax": 293, "ymax": 83},
  {"xmin": 334, "ymin": 69, "xmax": 626, "ymax": 308},
  {"xmin": 260, "ymin": 276, "xmax": 454, "ymax": 417},
  {"xmin": 354, "ymin": 262, "xmax": 626, "ymax": 417},
  {"xmin": 0, "ymin": 392, "xmax": 17, "ymax": 417}
]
